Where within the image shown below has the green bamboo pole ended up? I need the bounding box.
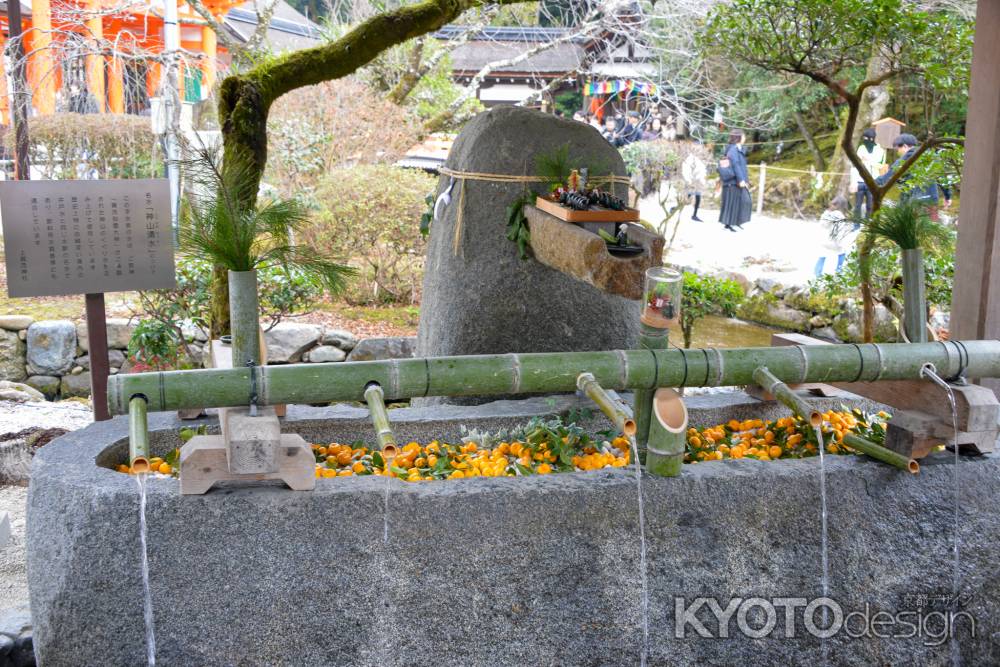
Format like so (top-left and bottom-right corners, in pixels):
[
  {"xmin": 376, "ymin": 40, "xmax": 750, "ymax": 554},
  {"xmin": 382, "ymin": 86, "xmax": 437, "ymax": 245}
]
[
  {"xmin": 128, "ymin": 395, "xmax": 150, "ymax": 473},
  {"xmin": 364, "ymin": 383, "xmax": 398, "ymax": 458},
  {"xmin": 576, "ymin": 372, "xmax": 636, "ymax": 437},
  {"xmin": 842, "ymin": 433, "xmax": 919, "ymax": 474},
  {"xmin": 645, "ymin": 388, "xmax": 688, "ymax": 477},
  {"xmin": 107, "ymin": 340, "xmax": 1000, "ymax": 415},
  {"xmin": 634, "ymin": 324, "xmax": 670, "ymax": 449},
  {"xmin": 752, "ymin": 366, "xmax": 821, "ymax": 428},
  {"xmin": 229, "ymin": 269, "xmax": 261, "ymax": 367},
  {"xmin": 902, "ymin": 248, "xmax": 928, "ymax": 343}
]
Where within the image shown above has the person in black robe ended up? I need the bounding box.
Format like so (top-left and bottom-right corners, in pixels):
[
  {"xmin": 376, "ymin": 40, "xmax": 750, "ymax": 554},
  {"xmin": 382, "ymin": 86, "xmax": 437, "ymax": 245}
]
[{"xmin": 718, "ymin": 130, "xmax": 752, "ymax": 231}]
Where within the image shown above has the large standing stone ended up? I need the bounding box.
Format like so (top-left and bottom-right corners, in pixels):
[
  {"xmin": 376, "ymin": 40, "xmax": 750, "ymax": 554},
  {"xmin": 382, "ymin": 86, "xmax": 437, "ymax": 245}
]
[
  {"xmin": 77, "ymin": 318, "xmax": 135, "ymax": 352},
  {"xmin": 26, "ymin": 321, "xmax": 76, "ymax": 376},
  {"xmin": 416, "ymin": 107, "xmax": 641, "ymax": 375},
  {"xmin": 0, "ymin": 329, "xmax": 27, "ymax": 382},
  {"xmin": 263, "ymin": 323, "xmax": 322, "ymax": 363}
]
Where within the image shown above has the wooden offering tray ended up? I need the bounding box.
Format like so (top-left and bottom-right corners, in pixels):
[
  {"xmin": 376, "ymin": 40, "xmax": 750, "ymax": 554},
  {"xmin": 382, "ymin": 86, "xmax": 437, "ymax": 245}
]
[{"xmin": 535, "ymin": 195, "xmax": 640, "ymax": 223}]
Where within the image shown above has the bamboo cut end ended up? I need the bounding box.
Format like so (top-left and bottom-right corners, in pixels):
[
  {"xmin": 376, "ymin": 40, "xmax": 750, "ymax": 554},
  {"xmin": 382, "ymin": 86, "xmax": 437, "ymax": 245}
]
[
  {"xmin": 808, "ymin": 411, "xmax": 822, "ymax": 428},
  {"xmin": 622, "ymin": 418, "xmax": 637, "ymax": 437},
  {"xmin": 382, "ymin": 444, "xmax": 398, "ymax": 461},
  {"xmin": 653, "ymin": 388, "xmax": 688, "ymax": 433},
  {"xmin": 130, "ymin": 457, "xmax": 150, "ymax": 474},
  {"xmin": 907, "ymin": 459, "xmax": 920, "ymax": 474}
]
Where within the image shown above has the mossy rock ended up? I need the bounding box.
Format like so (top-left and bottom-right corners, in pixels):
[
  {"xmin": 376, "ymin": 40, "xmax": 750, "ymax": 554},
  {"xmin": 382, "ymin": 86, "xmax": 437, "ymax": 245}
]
[{"xmin": 737, "ymin": 294, "xmax": 810, "ymax": 332}]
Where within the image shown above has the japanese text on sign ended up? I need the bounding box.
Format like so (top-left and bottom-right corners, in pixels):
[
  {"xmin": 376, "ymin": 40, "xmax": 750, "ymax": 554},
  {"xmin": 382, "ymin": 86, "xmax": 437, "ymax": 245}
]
[{"xmin": 0, "ymin": 179, "xmax": 175, "ymax": 297}]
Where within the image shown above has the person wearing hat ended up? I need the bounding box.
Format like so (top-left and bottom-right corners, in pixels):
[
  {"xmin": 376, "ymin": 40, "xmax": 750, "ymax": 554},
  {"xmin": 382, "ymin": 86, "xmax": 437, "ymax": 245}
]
[
  {"xmin": 877, "ymin": 133, "xmax": 952, "ymax": 219},
  {"xmin": 849, "ymin": 128, "xmax": 885, "ymax": 218}
]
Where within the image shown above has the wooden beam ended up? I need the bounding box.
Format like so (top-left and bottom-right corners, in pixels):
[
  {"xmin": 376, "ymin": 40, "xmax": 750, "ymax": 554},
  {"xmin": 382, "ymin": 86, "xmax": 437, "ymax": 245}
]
[{"xmin": 952, "ymin": 0, "xmax": 1000, "ymax": 397}]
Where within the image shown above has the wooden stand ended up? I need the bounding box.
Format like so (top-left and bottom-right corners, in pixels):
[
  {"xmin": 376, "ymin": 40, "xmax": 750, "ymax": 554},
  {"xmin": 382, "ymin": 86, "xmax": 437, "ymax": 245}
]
[
  {"xmin": 749, "ymin": 333, "xmax": 1000, "ymax": 458},
  {"xmin": 179, "ymin": 434, "xmax": 315, "ymax": 495},
  {"xmin": 534, "ymin": 196, "xmax": 639, "ymax": 223}
]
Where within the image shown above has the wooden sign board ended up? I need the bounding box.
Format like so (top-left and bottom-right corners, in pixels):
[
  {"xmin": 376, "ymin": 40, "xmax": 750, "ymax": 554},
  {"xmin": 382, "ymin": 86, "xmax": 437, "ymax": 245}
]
[{"xmin": 0, "ymin": 179, "xmax": 175, "ymax": 297}]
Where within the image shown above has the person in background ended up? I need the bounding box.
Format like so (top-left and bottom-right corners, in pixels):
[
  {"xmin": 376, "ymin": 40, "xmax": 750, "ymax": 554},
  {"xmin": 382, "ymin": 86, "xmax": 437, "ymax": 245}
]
[
  {"xmin": 642, "ymin": 117, "xmax": 662, "ymax": 141},
  {"xmin": 877, "ymin": 133, "xmax": 952, "ymax": 220},
  {"xmin": 815, "ymin": 195, "xmax": 853, "ymax": 276},
  {"xmin": 572, "ymin": 111, "xmax": 586, "ymax": 123},
  {"xmin": 717, "ymin": 130, "xmax": 752, "ymax": 231},
  {"xmin": 602, "ymin": 116, "xmax": 619, "ymax": 145},
  {"xmin": 588, "ymin": 113, "xmax": 603, "ymax": 131},
  {"xmin": 616, "ymin": 110, "xmax": 643, "ymax": 146},
  {"xmin": 849, "ymin": 128, "xmax": 885, "ymax": 218},
  {"xmin": 681, "ymin": 148, "xmax": 708, "ymax": 222}
]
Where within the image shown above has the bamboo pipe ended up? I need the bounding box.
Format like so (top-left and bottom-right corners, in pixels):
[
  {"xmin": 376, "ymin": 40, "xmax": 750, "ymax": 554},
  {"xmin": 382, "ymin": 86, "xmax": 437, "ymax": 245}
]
[
  {"xmin": 842, "ymin": 433, "xmax": 919, "ymax": 474},
  {"xmin": 128, "ymin": 395, "xmax": 150, "ymax": 474},
  {"xmin": 901, "ymin": 248, "xmax": 928, "ymax": 343},
  {"xmin": 752, "ymin": 366, "xmax": 822, "ymax": 428},
  {"xmin": 633, "ymin": 324, "xmax": 670, "ymax": 449},
  {"xmin": 107, "ymin": 340, "xmax": 1000, "ymax": 415},
  {"xmin": 645, "ymin": 388, "xmax": 688, "ymax": 477},
  {"xmin": 364, "ymin": 383, "xmax": 397, "ymax": 459},
  {"xmin": 754, "ymin": 366, "xmax": 918, "ymax": 473},
  {"xmin": 576, "ymin": 372, "xmax": 636, "ymax": 437},
  {"xmin": 229, "ymin": 270, "xmax": 262, "ymax": 367}
]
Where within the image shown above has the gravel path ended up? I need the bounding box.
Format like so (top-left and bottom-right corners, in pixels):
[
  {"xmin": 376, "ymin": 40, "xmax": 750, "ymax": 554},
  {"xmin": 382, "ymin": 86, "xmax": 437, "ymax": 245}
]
[
  {"xmin": 0, "ymin": 399, "xmax": 93, "ymax": 614},
  {"xmin": 0, "ymin": 485, "xmax": 27, "ymax": 611}
]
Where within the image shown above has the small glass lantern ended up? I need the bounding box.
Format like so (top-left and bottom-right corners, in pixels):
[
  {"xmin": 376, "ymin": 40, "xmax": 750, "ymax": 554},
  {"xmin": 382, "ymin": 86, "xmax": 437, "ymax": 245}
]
[{"xmin": 641, "ymin": 267, "xmax": 681, "ymax": 329}]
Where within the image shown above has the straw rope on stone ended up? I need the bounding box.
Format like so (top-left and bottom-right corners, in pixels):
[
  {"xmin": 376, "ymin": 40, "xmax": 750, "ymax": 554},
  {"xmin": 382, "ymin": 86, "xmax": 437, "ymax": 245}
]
[{"xmin": 436, "ymin": 166, "xmax": 633, "ymax": 255}]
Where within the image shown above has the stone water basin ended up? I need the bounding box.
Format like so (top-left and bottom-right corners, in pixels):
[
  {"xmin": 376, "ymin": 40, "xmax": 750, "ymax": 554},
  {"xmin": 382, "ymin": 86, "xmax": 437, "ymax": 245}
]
[{"xmin": 27, "ymin": 393, "xmax": 1000, "ymax": 666}]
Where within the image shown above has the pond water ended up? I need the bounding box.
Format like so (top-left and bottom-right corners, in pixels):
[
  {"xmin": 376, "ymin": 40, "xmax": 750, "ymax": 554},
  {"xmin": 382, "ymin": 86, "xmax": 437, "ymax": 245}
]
[{"xmin": 668, "ymin": 316, "xmax": 776, "ymax": 349}]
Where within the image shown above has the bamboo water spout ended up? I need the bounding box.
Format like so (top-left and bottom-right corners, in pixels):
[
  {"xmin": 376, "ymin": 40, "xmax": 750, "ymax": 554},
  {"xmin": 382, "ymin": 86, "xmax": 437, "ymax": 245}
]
[
  {"xmin": 842, "ymin": 433, "xmax": 919, "ymax": 474},
  {"xmin": 108, "ymin": 341, "xmax": 1000, "ymax": 415},
  {"xmin": 576, "ymin": 372, "xmax": 636, "ymax": 437},
  {"xmin": 128, "ymin": 395, "xmax": 150, "ymax": 473},
  {"xmin": 752, "ymin": 366, "xmax": 821, "ymax": 428},
  {"xmin": 753, "ymin": 366, "xmax": 918, "ymax": 473},
  {"xmin": 364, "ymin": 383, "xmax": 397, "ymax": 455}
]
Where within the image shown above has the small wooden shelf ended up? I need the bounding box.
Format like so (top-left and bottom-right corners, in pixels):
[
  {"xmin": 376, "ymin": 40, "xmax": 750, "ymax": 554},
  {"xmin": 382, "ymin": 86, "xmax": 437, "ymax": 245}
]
[
  {"xmin": 534, "ymin": 195, "xmax": 640, "ymax": 223},
  {"xmin": 524, "ymin": 205, "xmax": 663, "ymax": 300}
]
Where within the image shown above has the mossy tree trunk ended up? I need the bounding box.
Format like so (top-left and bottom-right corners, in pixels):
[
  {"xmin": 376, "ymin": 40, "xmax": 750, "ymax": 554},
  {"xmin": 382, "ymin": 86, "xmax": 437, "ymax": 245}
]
[{"xmin": 209, "ymin": 0, "xmax": 531, "ymax": 333}]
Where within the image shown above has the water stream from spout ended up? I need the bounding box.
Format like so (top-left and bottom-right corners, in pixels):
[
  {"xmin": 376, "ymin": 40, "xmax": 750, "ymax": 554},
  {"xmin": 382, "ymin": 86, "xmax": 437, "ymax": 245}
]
[
  {"xmin": 812, "ymin": 424, "xmax": 830, "ymax": 666},
  {"xmin": 920, "ymin": 365, "xmax": 962, "ymax": 666},
  {"xmin": 628, "ymin": 436, "xmax": 649, "ymax": 667},
  {"xmin": 383, "ymin": 469, "xmax": 392, "ymax": 545},
  {"xmin": 136, "ymin": 473, "xmax": 156, "ymax": 666}
]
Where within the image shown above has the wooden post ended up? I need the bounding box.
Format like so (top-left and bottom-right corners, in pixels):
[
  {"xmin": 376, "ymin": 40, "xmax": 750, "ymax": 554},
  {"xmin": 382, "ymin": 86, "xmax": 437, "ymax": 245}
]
[
  {"xmin": 6, "ymin": 0, "xmax": 30, "ymax": 180},
  {"xmin": 951, "ymin": 0, "xmax": 1000, "ymax": 397},
  {"xmin": 756, "ymin": 162, "xmax": 766, "ymax": 214},
  {"xmin": 85, "ymin": 293, "xmax": 111, "ymax": 421},
  {"xmin": 901, "ymin": 248, "xmax": 927, "ymax": 343}
]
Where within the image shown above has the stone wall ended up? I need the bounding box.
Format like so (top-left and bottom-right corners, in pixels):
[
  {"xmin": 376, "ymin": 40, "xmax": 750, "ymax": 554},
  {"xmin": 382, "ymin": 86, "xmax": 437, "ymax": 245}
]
[{"xmin": 0, "ymin": 314, "xmax": 415, "ymax": 402}]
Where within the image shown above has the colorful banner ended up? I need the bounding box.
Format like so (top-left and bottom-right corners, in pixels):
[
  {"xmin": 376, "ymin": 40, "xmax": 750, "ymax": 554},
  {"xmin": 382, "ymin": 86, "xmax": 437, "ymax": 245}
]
[{"xmin": 584, "ymin": 79, "xmax": 659, "ymax": 97}]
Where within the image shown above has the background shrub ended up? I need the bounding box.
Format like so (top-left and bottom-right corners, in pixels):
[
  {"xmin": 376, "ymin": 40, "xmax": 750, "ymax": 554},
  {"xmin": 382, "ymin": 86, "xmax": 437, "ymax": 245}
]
[
  {"xmin": 4, "ymin": 113, "xmax": 159, "ymax": 179},
  {"xmin": 304, "ymin": 165, "xmax": 434, "ymax": 305}
]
